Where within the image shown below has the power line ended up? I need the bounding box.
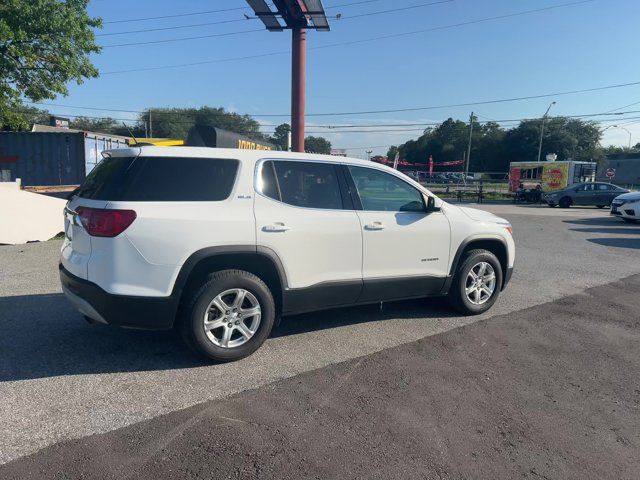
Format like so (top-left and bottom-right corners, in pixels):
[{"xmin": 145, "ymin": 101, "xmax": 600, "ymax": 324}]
[
  {"xmin": 97, "ymin": 18, "xmax": 251, "ymax": 37},
  {"xmin": 26, "ymin": 81, "xmax": 640, "ymax": 118},
  {"xmin": 102, "ymin": 50, "xmax": 290, "ymax": 74},
  {"xmin": 101, "ymin": 28, "xmax": 264, "ymax": 48},
  {"xmin": 340, "ymin": 0, "xmax": 452, "ymax": 20},
  {"xmin": 100, "ymin": 0, "xmax": 385, "ymax": 25},
  {"xmin": 98, "ymin": 0, "xmax": 592, "ymax": 50},
  {"xmin": 311, "ymin": 0, "xmax": 595, "ymax": 51},
  {"xmin": 603, "ymin": 99, "xmax": 640, "ymax": 113},
  {"xmin": 325, "ymin": 0, "xmax": 388, "ymax": 9},
  {"xmin": 97, "ymin": 0, "xmax": 449, "ymax": 38},
  {"xmin": 15, "ymin": 109, "xmax": 640, "ymax": 132},
  {"xmin": 103, "ymin": 7, "xmax": 250, "ymax": 25},
  {"xmin": 281, "ymin": 81, "xmax": 640, "ymax": 117}
]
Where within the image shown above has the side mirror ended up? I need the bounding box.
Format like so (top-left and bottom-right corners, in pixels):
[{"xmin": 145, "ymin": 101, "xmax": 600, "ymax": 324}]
[{"xmin": 425, "ymin": 195, "xmax": 441, "ymax": 212}]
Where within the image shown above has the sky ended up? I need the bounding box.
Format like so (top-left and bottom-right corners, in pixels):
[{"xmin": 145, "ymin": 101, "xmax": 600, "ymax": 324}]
[{"xmin": 31, "ymin": 0, "xmax": 640, "ymax": 158}]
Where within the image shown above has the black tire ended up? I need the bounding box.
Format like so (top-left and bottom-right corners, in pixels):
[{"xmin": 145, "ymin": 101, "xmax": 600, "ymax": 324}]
[
  {"xmin": 448, "ymin": 249, "xmax": 503, "ymax": 315},
  {"xmin": 547, "ymin": 203, "xmax": 556, "ymax": 208},
  {"xmin": 559, "ymin": 196, "xmax": 572, "ymax": 208},
  {"xmin": 180, "ymin": 269, "xmax": 275, "ymax": 362},
  {"xmin": 596, "ymin": 205, "xmax": 606, "ymax": 209}
]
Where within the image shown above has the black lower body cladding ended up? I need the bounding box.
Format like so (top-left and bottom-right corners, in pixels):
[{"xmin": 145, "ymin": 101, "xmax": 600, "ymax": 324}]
[{"xmin": 59, "ymin": 264, "xmax": 177, "ymax": 330}]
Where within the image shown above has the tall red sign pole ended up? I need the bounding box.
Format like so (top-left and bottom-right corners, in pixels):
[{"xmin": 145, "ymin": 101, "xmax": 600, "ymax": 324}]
[
  {"xmin": 291, "ymin": 26, "xmax": 306, "ymax": 153},
  {"xmin": 246, "ymin": 1, "xmax": 330, "ymax": 154}
]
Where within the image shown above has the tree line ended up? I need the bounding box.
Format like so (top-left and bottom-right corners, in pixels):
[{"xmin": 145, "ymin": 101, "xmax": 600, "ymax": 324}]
[
  {"xmin": 386, "ymin": 116, "xmax": 639, "ymax": 173},
  {"xmin": 9, "ymin": 105, "xmax": 334, "ymax": 154}
]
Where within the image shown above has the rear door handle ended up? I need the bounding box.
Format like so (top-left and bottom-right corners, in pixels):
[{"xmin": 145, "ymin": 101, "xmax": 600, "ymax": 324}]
[
  {"xmin": 263, "ymin": 222, "xmax": 291, "ymax": 232},
  {"xmin": 364, "ymin": 221, "xmax": 386, "ymax": 231}
]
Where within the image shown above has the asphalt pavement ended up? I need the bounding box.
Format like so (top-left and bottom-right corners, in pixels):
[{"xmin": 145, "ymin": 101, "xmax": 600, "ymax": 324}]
[
  {"xmin": 1, "ymin": 204, "xmax": 639, "ymax": 467},
  {"xmin": 3, "ymin": 273, "xmax": 639, "ymax": 479}
]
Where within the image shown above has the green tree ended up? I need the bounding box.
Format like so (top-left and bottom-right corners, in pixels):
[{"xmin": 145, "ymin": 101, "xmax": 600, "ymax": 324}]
[
  {"xmin": 469, "ymin": 121, "xmax": 507, "ymax": 172},
  {"xmin": 305, "ymin": 135, "xmax": 332, "ymax": 154},
  {"xmin": 138, "ymin": 107, "xmax": 265, "ymax": 140},
  {"xmin": 386, "ymin": 145, "xmax": 399, "ymax": 160},
  {"xmin": 393, "ymin": 116, "xmax": 605, "ymax": 173},
  {"xmin": 2, "ymin": 105, "xmax": 50, "ymax": 130},
  {"xmin": 269, "ymin": 123, "xmax": 290, "ymax": 150},
  {"xmin": 398, "ymin": 118, "xmax": 471, "ymax": 168},
  {"xmin": 69, "ymin": 116, "xmax": 120, "ymax": 134},
  {"xmin": 0, "ymin": 0, "xmax": 101, "ymax": 130},
  {"xmin": 504, "ymin": 117, "xmax": 602, "ymax": 163}
]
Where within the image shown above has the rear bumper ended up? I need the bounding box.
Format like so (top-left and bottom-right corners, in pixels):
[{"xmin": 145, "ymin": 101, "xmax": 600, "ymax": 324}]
[{"xmin": 59, "ymin": 264, "xmax": 177, "ymax": 330}]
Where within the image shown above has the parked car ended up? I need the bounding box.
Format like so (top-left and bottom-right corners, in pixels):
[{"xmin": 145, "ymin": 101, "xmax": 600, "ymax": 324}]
[
  {"xmin": 544, "ymin": 182, "xmax": 629, "ymax": 208},
  {"xmin": 611, "ymin": 192, "xmax": 640, "ymax": 223},
  {"xmin": 60, "ymin": 147, "xmax": 515, "ymax": 362}
]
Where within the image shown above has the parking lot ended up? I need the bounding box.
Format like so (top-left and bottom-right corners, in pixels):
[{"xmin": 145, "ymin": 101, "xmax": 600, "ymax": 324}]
[{"xmin": 1, "ymin": 203, "xmax": 639, "ymax": 477}]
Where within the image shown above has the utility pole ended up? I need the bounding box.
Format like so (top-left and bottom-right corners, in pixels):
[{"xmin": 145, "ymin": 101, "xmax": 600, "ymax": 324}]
[
  {"xmin": 537, "ymin": 101, "xmax": 556, "ymax": 162},
  {"xmin": 246, "ymin": 1, "xmax": 330, "ymax": 153},
  {"xmin": 148, "ymin": 109, "xmax": 153, "ymax": 138},
  {"xmin": 465, "ymin": 111, "xmax": 473, "ymax": 174},
  {"xmin": 291, "ymin": 26, "xmax": 306, "ymax": 152}
]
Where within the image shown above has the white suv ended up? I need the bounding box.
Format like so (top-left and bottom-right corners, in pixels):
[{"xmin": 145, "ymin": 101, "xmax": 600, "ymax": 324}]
[{"xmin": 60, "ymin": 147, "xmax": 515, "ymax": 362}]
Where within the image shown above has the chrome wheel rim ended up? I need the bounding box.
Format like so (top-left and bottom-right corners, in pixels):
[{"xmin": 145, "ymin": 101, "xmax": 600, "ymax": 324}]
[
  {"xmin": 465, "ymin": 262, "xmax": 496, "ymax": 305},
  {"xmin": 203, "ymin": 288, "xmax": 261, "ymax": 348}
]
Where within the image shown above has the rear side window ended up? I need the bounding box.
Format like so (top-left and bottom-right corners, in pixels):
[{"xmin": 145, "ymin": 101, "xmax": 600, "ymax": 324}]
[
  {"xmin": 259, "ymin": 160, "xmax": 343, "ymax": 210},
  {"xmin": 76, "ymin": 156, "xmax": 239, "ymax": 201}
]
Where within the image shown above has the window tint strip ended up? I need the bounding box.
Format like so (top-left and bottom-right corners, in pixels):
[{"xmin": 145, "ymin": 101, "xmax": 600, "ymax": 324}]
[{"xmin": 271, "ymin": 161, "xmax": 283, "ymax": 202}]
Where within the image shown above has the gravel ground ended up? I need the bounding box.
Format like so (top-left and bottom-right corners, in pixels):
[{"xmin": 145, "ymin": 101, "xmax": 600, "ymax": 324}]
[
  {"xmin": 2, "ymin": 274, "xmax": 639, "ymax": 479},
  {"xmin": 1, "ymin": 204, "xmax": 639, "ymax": 464}
]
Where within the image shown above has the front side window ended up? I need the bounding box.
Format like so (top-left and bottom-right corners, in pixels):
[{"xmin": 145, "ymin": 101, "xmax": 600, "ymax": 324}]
[
  {"xmin": 348, "ymin": 165, "xmax": 425, "ymax": 212},
  {"xmin": 259, "ymin": 160, "xmax": 343, "ymax": 210}
]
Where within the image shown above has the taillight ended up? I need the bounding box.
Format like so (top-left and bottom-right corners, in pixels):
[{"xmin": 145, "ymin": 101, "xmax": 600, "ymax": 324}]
[{"xmin": 76, "ymin": 207, "xmax": 137, "ymax": 237}]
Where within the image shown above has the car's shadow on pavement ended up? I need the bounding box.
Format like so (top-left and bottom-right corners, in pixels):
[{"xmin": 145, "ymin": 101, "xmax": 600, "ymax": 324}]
[
  {"xmin": 562, "ymin": 217, "xmax": 640, "ymax": 250},
  {"xmin": 0, "ymin": 293, "xmax": 455, "ymax": 382},
  {"xmin": 273, "ymin": 297, "xmax": 455, "ymax": 338},
  {"xmin": 0, "ymin": 293, "xmax": 200, "ymax": 382},
  {"xmin": 563, "ymin": 217, "xmax": 631, "ymax": 227},
  {"xmin": 570, "ymin": 227, "xmax": 640, "ymax": 235},
  {"xmin": 586, "ymin": 238, "xmax": 640, "ymax": 249}
]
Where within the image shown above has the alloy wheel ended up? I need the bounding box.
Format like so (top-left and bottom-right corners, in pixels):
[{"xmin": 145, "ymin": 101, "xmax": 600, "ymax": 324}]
[
  {"xmin": 465, "ymin": 262, "xmax": 497, "ymax": 305},
  {"xmin": 203, "ymin": 288, "xmax": 261, "ymax": 348}
]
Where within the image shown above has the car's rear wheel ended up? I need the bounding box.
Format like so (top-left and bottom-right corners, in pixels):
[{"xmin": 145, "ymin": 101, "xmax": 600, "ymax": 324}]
[
  {"xmin": 559, "ymin": 197, "xmax": 572, "ymax": 208},
  {"xmin": 181, "ymin": 269, "xmax": 275, "ymax": 362},
  {"xmin": 596, "ymin": 205, "xmax": 606, "ymax": 209},
  {"xmin": 448, "ymin": 249, "xmax": 503, "ymax": 315}
]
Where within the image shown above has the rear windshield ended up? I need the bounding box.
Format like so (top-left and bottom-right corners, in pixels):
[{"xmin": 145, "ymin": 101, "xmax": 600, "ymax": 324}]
[{"xmin": 76, "ymin": 156, "xmax": 239, "ymax": 201}]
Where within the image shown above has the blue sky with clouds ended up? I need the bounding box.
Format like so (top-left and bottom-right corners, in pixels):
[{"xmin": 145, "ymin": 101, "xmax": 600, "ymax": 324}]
[{"xmin": 37, "ymin": 0, "xmax": 640, "ymax": 157}]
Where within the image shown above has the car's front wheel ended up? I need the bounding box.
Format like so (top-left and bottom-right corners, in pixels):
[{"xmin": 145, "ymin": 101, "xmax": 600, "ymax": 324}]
[
  {"xmin": 559, "ymin": 197, "xmax": 572, "ymax": 208},
  {"xmin": 181, "ymin": 269, "xmax": 275, "ymax": 362},
  {"xmin": 448, "ymin": 249, "xmax": 503, "ymax": 315}
]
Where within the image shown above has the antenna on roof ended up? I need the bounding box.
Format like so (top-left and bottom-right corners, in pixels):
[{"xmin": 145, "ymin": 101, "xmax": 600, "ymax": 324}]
[{"xmin": 122, "ymin": 123, "xmax": 139, "ymax": 145}]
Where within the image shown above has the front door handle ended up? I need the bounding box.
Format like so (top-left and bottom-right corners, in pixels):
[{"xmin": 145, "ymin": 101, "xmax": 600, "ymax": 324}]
[
  {"xmin": 364, "ymin": 221, "xmax": 386, "ymax": 231},
  {"xmin": 263, "ymin": 222, "xmax": 291, "ymax": 232}
]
